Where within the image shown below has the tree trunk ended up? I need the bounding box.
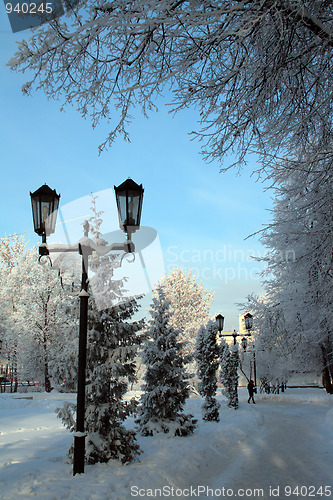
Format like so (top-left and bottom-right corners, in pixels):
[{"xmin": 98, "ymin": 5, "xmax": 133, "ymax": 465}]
[
  {"xmin": 43, "ymin": 330, "xmax": 52, "ymax": 392},
  {"xmin": 325, "ymin": 334, "xmax": 333, "ymax": 384},
  {"xmin": 321, "ymin": 344, "xmax": 333, "ymax": 394},
  {"xmin": 44, "ymin": 362, "xmax": 52, "ymax": 392},
  {"xmin": 43, "ymin": 300, "xmax": 52, "ymax": 393}
]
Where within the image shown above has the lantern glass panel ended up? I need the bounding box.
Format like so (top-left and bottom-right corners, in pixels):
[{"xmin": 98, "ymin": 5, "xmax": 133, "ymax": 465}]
[
  {"xmin": 127, "ymin": 191, "xmax": 140, "ymax": 226},
  {"xmin": 31, "ymin": 197, "xmax": 40, "ymax": 235},
  {"xmin": 117, "ymin": 194, "xmax": 127, "ymax": 228}
]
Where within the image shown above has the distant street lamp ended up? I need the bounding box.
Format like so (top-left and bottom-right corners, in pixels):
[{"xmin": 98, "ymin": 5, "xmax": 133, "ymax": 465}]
[
  {"xmin": 216, "ymin": 314, "xmax": 224, "ymax": 333},
  {"xmin": 216, "ymin": 313, "xmax": 256, "ymax": 391},
  {"xmin": 215, "ymin": 313, "xmax": 252, "ymax": 346},
  {"xmin": 241, "ymin": 336, "xmax": 248, "ymax": 351},
  {"xmin": 30, "ymin": 179, "xmax": 144, "ymax": 475},
  {"xmin": 243, "ymin": 313, "xmax": 257, "ymax": 388}
]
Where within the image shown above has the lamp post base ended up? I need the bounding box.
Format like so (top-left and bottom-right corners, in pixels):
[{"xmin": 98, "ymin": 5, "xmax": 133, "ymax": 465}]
[{"xmin": 73, "ymin": 435, "xmax": 86, "ymax": 475}]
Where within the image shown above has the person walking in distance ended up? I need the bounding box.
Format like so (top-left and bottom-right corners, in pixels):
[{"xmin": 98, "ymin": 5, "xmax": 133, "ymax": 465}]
[{"xmin": 247, "ymin": 379, "xmax": 256, "ymax": 404}]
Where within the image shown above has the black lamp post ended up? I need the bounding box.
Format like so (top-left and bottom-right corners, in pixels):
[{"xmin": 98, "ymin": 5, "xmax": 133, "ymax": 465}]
[{"xmin": 30, "ymin": 180, "xmax": 144, "ymax": 475}]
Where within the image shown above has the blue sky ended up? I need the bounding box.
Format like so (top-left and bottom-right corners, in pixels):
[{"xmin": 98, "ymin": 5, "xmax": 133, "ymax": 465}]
[{"xmin": 0, "ymin": 10, "xmax": 273, "ymax": 330}]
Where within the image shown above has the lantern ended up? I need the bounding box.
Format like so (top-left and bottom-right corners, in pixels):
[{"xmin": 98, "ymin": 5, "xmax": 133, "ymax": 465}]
[
  {"xmin": 244, "ymin": 313, "xmax": 253, "ymax": 331},
  {"xmin": 216, "ymin": 313, "xmax": 224, "ymax": 333},
  {"xmin": 114, "ymin": 178, "xmax": 144, "ymax": 235},
  {"xmin": 30, "ymin": 184, "xmax": 60, "ymax": 239}
]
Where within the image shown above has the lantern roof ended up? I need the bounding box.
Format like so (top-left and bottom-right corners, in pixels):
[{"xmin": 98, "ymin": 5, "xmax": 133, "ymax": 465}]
[
  {"xmin": 114, "ymin": 178, "xmax": 144, "ymax": 192},
  {"xmin": 30, "ymin": 184, "xmax": 60, "ymax": 198}
]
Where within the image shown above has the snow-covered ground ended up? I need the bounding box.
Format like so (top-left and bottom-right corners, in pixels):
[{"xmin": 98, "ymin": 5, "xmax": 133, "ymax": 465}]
[{"xmin": 0, "ymin": 388, "xmax": 332, "ymax": 499}]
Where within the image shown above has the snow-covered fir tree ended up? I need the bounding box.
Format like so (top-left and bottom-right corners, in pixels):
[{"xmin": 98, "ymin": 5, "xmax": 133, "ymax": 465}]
[
  {"xmin": 228, "ymin": 345, "xmax": 240, "ymax": 409},
  {"xmin": 219, "ymin": 338, "xmax": 231, "ymax": 401},
  {"xmin": 195, "ymin": 320, "xmax": 220, "ymax": 421},
  {"xmin": 136, "ymin": 286, "xmax": 197, "ymax": 437},
  {"xmin": 57, "ymin": 197, "xmax": 145, "ymax": 464},
  {"xmin": 219, "ymin": 340, "xmax": 239, "ymax": 409},
  {"xmin": 85, "ymin": 298, "xmax": 144, "ymax": 464},
  {"xmin": 57, "ymin": 297, "xmax": 144, "ymax": 464}
]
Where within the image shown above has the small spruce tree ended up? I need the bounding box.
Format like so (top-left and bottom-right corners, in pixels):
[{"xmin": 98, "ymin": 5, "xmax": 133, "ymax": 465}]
[
  {"xmin": 57, "ymin": 195, "xmax": 144, "ymax": 464},
  {"xmin": 219, "ymin": 339, "xmax": 239, "ymax": 409},
  {"xmin": 85, "ymin": 298, "xmax": 144, "ymax": 464},
  {"xmin": 136, "ymin": 286, "xmax": 197, "ymax": 436},
  {"xmin": 219, "ymin": 338, "xmax": 231, "ymax": 400},
  {"xmin": 57, "ymin": 298, "xmax": 144, "ymax": 464},
  {"xmin": 228, "ymin": 344, "xmax": 240, "ymax": 409},
  {"xmin": 195, "ymin": 320, "xmax": 220, "ymax": 421}
]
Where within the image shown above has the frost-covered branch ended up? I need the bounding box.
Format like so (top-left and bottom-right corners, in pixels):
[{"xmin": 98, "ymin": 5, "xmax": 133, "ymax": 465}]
[{"xmin": 8, "ymin": 0, "xmax": 333, "ymax": 175}]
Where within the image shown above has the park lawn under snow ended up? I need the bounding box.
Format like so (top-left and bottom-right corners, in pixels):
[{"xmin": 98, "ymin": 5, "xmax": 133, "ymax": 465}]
[{"xmin": 0, "ymin": 388, "xmax": 332, "ymax": 500}]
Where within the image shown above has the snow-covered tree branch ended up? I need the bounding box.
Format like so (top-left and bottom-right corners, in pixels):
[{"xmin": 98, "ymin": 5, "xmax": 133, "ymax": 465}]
[{"xmin": 8, "ymin": 1, "xmax": 333, "ymax": 175}]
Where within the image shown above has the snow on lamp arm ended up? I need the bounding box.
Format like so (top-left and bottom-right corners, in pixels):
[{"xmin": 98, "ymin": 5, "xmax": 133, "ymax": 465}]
[{"xmin": 30, "ymin": 180, "xmax": 144, "ymax": 476}]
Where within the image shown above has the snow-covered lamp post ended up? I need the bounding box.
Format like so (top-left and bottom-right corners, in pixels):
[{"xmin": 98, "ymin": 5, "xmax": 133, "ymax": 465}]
[{"xmin": 30, "ymin": 180, "xmax": 144, "ymax": 475}]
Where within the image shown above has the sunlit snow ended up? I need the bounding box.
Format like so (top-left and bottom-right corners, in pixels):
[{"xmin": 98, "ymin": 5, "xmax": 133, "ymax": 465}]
[{"xmin": 0, "ymin": 388, "xmax": 332, "ymax": 499}]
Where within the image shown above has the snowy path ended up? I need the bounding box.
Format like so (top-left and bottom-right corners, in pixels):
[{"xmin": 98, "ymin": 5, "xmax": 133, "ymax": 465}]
[
  {"xmin": 207, "ymin": 398, "xmax": 333, "ymax": 499},
  {"xmin": 0, "ymin": 390, "xmax": 332, "ymax": 499}
]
